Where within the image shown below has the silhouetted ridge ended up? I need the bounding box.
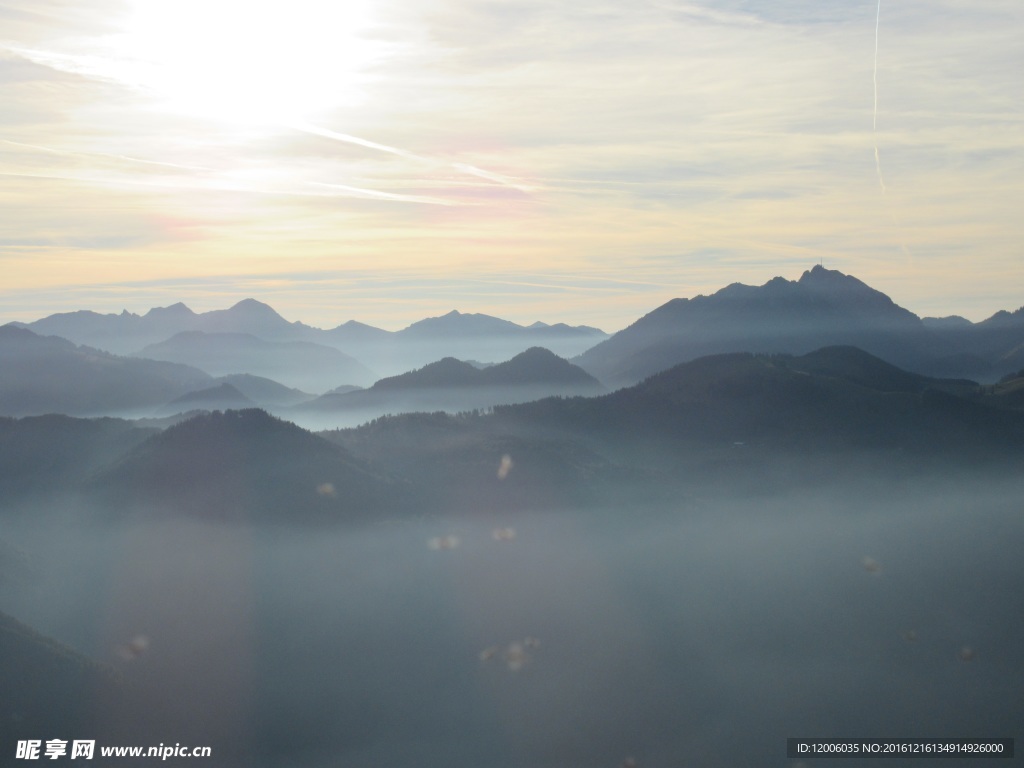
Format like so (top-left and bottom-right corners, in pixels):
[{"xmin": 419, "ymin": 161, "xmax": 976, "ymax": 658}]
[
  {"xmin": 399, "ymin": 310, "xmax": 522, "ymax": 338},
  {"xmin": 134, "ymin": 330, "xmax": 375, "ymax": 389},
  {"xmin": 98, "ymin": 409, "xmax": 401, "ymax": 522},
  {"xmin": 165, "ymin": 382, "xmax": 255, "ymax": 408},
  {"xmin": 480, "ymin": 347, "xmax": 600, "ymax": 386},
  {"xmin": 366, "ymin": 348, "xmax": 598, "ymax": 391},
  {"xmin": 0, "ymin": 610, "xmax": 121, "ymax": 743},
  {"xmin": 0, "ymin": 414, "xmax": 155, "ymax": 500},
  {"xmin": 143, "ymin": 301, "xmax": 195, "ymax": 320},
  {"xmin": 0, "ymin": 325, "xmax": 213, "ymax": 416},
  {"xmin": 573, "ymin": 265, "xmax": 935, "ymax": 385},
  {"xmin": 500, "ymin": 347, "xmax": 1024, "ymax": 456},
  {"xmin": 372, "ymin": 357, "xmax": 481, "ymax": 390},
  {"xmin": 789, "ymin": 345, "xmax": 976, "ymax": 393}
]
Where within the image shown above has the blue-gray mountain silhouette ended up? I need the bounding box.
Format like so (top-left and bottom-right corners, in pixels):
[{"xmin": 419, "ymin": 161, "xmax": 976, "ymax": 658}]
[
  {"xmin": 300, "ymin": 347, "xmax": 601, "ymax": 418},
  {"xmin": 133, "ymin": 331, "xmax": 375, "ymax": 391},
  {"xmin": 0, "ymin": 325, "xmax": 212, "ymax": 417},
  {"xmin": 574, "ymin": 265, "xmax": 1023, "ymax": 385}
]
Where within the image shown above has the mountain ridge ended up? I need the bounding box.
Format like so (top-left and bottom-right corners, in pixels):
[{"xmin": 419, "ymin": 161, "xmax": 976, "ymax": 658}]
[{"xmin": 573, "ymin": 265, "xmax": 1020, "ymax": 385}]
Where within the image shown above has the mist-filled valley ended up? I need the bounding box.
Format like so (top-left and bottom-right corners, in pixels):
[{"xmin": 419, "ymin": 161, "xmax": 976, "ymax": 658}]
[
  {"xmin": 3, "ymin": 268, "xmax": 1024, "ymax": 766},
  {"xmin": 2, "ymin": 470, "xmax": 1022, "ymax": 767}
]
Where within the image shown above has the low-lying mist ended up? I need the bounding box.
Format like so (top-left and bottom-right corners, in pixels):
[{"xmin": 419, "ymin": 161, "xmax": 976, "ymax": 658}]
[{"xmin": 2, "ymin": 473, "xmax": 1022, "ymax": 767}]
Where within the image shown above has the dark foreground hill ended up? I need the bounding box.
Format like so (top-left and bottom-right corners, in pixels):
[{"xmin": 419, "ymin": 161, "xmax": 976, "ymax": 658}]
[
  {"xmin": 0, "ymin": 610, "xmax": 121, "ymax": 744},
  {"xmin": 0, "ymin": 414, "xmax": 156, "ymax": 503},
  {"xmin": 507, "ymin": 347, "xmax": 1024, "ymax": 456},
  {"xmin": 3, "ymin": 347, "xmax": 1022, "ymax": 521},
  {"xmin": 329, "ymin": 346, "xmax": 1024, "ymax": 501},
  {"xmin": 94, "ymin": 409, "xmax": 405, "ymax": 523}
]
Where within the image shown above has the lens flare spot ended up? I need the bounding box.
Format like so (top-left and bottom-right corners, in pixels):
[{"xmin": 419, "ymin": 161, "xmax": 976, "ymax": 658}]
[
  {"xmin": 427, "ymin": 535, "xmax": 460, "ymax": 551},
  {"xmin": 116, "ymin": 634, "xmax": 150, "ymax": 662},
  {"xmin": 491, "ymin": 527, "xmax": 517, "ymax": 542},
  {"xmin": 497, "ymin": 454, "xmax": 514, "ymax": 480}
]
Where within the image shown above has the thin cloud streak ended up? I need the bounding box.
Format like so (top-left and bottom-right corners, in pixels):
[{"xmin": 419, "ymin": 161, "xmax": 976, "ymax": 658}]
[
  {"xmin": 292, "ymin": 122, "xmax": 535, "ymax": 194},
  {"xmin": 0, "ymin": 138, "xmax": 211, "ymax": 173}
]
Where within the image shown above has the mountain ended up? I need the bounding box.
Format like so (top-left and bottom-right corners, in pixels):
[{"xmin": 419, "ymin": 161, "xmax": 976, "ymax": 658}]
[
  {"xmin": 215, "ymin": 374, "xmax": 315, "ymax": 407},
  {"xmin": 296, "ymin": 348, "xmax": 602, "ymax": 426},
  {"xmin": 319, "ymin": 310, "xmax": 609, "ymax": 378},
  {"xmin": 352, "ymin": 347, "xmax": 598, "ymax": 393},
  {"xmin": 0, "ymin": 414, "xmax": 155, "ymax": 502},
  {"xmin": 17, "ymin": 302, "xmax": 610, "ymax": 378},
  {"xmin": 323, "ymin": 345, "xmax": 1024, "ymax": 505},
  {"xmin": 1, "ymin": 610, "xmax": 121, "ymax": 745},
  {"xmin": 479, "ymin": 346, "xmax": 603, "ymax": 387},
  {"xmin": 573, "ymin": 266, "xmax": 1024, "ymax": 385},
  {"xmin": 989, "ymin": 369, "xmax": 1024, "ymax": 411},
  {"xmin": 94, "ymin": 409, "xmax": 405, "ymax": 523},
  {"xmin": 508, "ymin": 346, "xmax": 1024, "ymax": 462},
  {"xmin": 323, "ymin": 411, "xmax": 628, "ymax": 513},
  {"xmin": 321, "ymin": 319, "xmax": 393, "ymax": 346},
  {"xmin": 574, "ymin": 265, "xmax": 949, "ymax": 385},
  {"xmin": 156, "ymin": 382, "xmax": 256, "ymax": 416},
  {"xmin": 372, "ymin": 356, "xmax": 482, "ymax": 390},
  {"xmin": 16, "ymin": 299, "xmax": 314, "ymax": 354},
  {"xmin": 0, "ymin": 325, "xmax": 214, "ymax": 417},
  {"xmin": 133, "ymin": 331, "xmax": 376, "ymax": 392},
  {"xmin": 398, "ymin": 310, "xmax": 524, "ymax": 338}
]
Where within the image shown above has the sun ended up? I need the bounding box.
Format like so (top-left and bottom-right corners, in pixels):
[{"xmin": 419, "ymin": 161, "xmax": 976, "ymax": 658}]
[{"xmin": 112, "ymin": 0, "xmax": 382, "ymax": 126}]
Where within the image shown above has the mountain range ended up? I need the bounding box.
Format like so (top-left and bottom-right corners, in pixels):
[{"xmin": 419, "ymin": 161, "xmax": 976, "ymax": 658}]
[
  {"xmin": 14, "ymin": 301, "xmax": 609, "ymax": 379},
  {"xmin": 574, "ymin": 265, "xmax": 1023, "ymax": 385},
  {"xmin": 0, "ymin": 325, "xmax": 213, "ymax": 417},
  {"xmin": 1, "ymin": 345, "xmax": 1020, "ymax": 526},
  {"xmin": 5, "ymin": 265, "xmax": 1024, "ymax": 423},
  {"xmin": 296, "ymin": 347, "xmax": 602, "ymax": 425},
  {"xmin": 133, "ymin": 330, "xmax": 376, "ymax": 391},
  {"xmin": 328, "ymin": 345, "xmax": 1024, "ymax": 503}
]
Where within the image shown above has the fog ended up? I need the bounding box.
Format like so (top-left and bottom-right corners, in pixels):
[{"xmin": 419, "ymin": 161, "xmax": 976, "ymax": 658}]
[{"xmin": 2, "ymin": 475, "xmax": 1022, "ymax": 767}]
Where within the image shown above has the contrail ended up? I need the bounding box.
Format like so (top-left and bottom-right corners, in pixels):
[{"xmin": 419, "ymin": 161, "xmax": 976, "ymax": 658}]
[
  {"xmin": 870, "ymin": 0, "xmax": 912, "ymax": 262},
  {"xmin": 290, "ymin": 122, "xmax": 422, "ymax": 163},
  {"xmin": 1, "ymin": 138, "xmax": 210, "ymax": 172},
  {"xmin": 291, "ymin": 121, "xmax": 534, "ymax": 194},
  {"xmin": 872, "ymin": 0, "xmax": 887, "ymax": 193},
  {"xmin": 308, "ymin": 181, "xmax": 456, "ymax": 206}
]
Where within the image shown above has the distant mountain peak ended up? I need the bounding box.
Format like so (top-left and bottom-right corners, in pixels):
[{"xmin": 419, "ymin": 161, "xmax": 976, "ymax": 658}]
[
  {"xmin": 574, "ymin": 264, "xmax": 928, "ymax": 385},
  {"xmin": 144, "ymin": 302, "xmax": 194, "ymax": 318},
  {"xmin": 227, "ymin": 298, "xmax": 281, "ymax": 316},
  {"xmin": 799, "ymin": 264, "xmax": 844, "ymax": 281},
  {"xmin": 799, "ymin": 264, "xmax": 866, "ymax": 288},
  {"xmin": 166, "ymin": 382, "xmax": 253, "ymax": 407},
  {"xmin": 400, "ymin": 310, "xmax": 523, "ymax": 337},
  {"xmin": 372, "ymin": 357, "xmax": 480, "ymax": 390}
]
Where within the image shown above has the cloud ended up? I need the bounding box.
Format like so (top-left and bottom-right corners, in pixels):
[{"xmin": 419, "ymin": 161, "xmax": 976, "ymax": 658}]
[{"xmin": 0, "ymin": 0, "xmax": 1020, "ymax": 328}]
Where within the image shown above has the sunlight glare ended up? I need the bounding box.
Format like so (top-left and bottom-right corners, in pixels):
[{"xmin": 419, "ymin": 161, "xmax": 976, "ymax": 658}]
[{"xmin": 115, "ymin": 0, "xmax": 382, "ymax": 126}]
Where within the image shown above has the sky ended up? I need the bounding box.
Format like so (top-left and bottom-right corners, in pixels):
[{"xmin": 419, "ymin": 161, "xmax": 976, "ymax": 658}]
[{"xmin": 0, "ymin": 0, "xmax": 1022, "ymax": 333}]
